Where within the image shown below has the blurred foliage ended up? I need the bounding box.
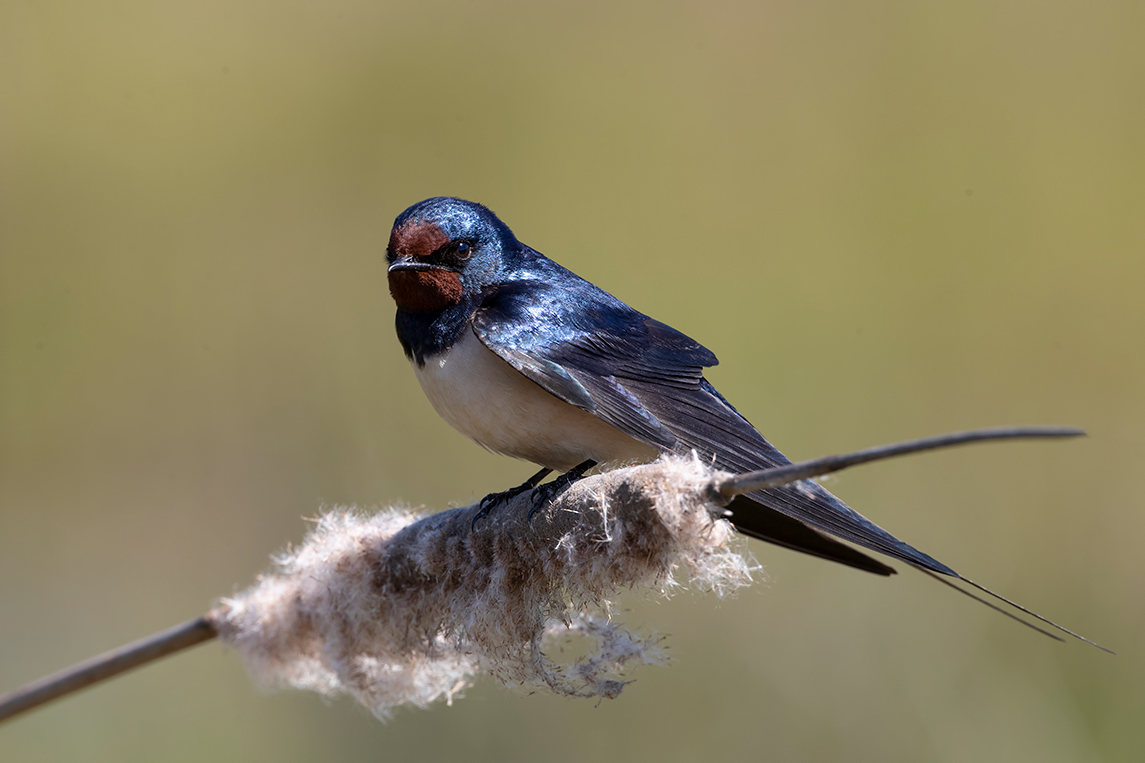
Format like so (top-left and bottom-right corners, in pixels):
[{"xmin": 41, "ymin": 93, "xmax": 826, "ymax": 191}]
[{"xmin": 1, "ymin": 1, "xmax": 1142, "ymax": 761}]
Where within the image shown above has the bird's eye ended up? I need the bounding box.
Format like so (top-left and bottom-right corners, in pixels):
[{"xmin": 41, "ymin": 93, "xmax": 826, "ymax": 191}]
[{"xmin": 455, "ymin": 242, "xmax": 471, "ymax": 259}]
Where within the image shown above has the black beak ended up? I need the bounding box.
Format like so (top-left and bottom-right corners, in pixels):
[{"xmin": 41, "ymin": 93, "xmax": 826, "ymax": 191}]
[{"xmin": 387, "ymin": 259, "xmax": 450, "ymax": 274}]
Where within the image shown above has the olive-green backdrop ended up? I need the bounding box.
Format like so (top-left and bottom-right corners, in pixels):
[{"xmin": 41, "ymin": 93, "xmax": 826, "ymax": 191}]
[{"xmin": 2, "ymin": 1, "xmax": 1141, "ymax": 761}]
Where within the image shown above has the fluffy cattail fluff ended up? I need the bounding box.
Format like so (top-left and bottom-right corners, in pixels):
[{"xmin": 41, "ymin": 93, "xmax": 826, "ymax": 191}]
[{"xmin": 214, "ymin": 456, "xmax": 759, "ymax": 719}]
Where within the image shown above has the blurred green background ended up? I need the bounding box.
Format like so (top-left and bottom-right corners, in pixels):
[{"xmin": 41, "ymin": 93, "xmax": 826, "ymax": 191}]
[{"xmin": 2, "ymin": 1, "xmax": 1142, "ymax": 760}]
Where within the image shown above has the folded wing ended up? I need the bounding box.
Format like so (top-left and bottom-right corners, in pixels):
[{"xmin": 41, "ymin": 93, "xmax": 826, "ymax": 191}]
[{"xmin": 473, "ymin": 261, "xmax": 957, "ymax": 577}]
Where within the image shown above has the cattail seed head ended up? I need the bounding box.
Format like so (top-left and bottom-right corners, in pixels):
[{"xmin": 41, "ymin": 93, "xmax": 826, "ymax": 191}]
[{"xmin": 215, "ymin": 456, "xmax": 758, "ymax": 719}]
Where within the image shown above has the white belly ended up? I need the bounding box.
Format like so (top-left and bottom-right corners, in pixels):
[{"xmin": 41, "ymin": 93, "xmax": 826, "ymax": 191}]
[{"xmin": 412, "ymin": 329, "xmax": 659, "ymax": 471}]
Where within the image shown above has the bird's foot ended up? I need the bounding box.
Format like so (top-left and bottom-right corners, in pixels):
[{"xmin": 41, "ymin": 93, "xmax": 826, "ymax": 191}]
[
  {"xmin": 471, "ymin": 467, "xmax": 552, "ymax": 529},
  {"xmin": 527, "ymin": 459, "xmax": 598, "ymax": 521}
]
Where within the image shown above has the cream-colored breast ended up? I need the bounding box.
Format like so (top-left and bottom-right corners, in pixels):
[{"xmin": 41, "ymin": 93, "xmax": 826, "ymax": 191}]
[{"xmin": 412, "ymin": 329, "xmax": 659, "ymax": 472}]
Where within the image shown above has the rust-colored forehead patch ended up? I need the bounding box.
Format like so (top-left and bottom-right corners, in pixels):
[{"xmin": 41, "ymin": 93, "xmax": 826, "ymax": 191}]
[{"xmin": 389, "ymin": 220, "xmax": 450, "ymax": 260}]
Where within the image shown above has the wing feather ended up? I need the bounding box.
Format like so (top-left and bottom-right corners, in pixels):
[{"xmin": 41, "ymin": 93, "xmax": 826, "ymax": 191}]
[{"xmin": 472, "ymin": 259, "xmax": 955, "ymax": 576}]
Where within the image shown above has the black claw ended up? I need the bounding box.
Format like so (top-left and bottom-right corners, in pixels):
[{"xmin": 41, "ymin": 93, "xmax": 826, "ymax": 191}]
[
  {"xmin": 471, "ymin": 467, "xmax": 552, "ymax": 529},
  {"xmin": 526, "ymin": 459, "xmax": 597, "ymax": 522}
]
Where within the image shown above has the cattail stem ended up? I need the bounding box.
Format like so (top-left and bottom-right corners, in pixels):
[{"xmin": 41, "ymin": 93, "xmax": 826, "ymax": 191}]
[
  {"xmin": 0, "ymin": 615, "xmax": 219, "ymax": 724},
  {"xmin": 714, "ymin": 426, "xmax": 1084, "ymax": 501},
  {"xmin": 0, "ymin": 425, "xmax": 1089, "ymax": 725}
]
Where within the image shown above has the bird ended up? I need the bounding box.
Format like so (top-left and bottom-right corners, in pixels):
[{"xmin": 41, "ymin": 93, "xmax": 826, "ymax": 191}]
[{"xmin": 384, "ymin": 196, "xmax": 1103, "ymax": 646}]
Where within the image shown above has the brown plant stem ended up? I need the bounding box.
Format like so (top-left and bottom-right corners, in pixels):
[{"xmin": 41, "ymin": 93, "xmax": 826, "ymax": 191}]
[
  {"xmin": 0, "ymin": 425, "xmax": 1092, "ymax": 725},
  {"xmin": 0, "ymin": 615, "xmax": 219, "ymax": 724},
  {"xmin": 715, "ymin": 426, "xmax": 1084, "ymax": 500}
]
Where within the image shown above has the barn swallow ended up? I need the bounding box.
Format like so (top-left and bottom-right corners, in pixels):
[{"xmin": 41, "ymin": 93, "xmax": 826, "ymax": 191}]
[
  {"xmin": 385, "ymin": 194, "xmax": 952, "ymax": 578},
  {"xmin": 383, "ymin": 196, "xmax": 1104, "ymax": 649}
]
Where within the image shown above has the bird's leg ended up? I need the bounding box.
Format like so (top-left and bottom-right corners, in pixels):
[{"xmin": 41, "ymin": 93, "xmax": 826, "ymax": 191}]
[
  {"xmin": 471, "ymin": 467, "xmax": 553, "ymax": 529},
  {"xmin": 527, "ymin": 459, "xmax": 598, "ymax": 521}
]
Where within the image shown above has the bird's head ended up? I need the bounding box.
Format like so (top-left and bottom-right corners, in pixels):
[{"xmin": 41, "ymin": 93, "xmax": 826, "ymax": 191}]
[{"xmin": 386, "ymin": 197, "xmax": 518, "ymax": 314}]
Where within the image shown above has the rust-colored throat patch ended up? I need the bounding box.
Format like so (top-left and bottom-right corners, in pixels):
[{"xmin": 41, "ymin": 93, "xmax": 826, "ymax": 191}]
[{"xmin": 387, "ymin": 220, "xmax": 464, "ymax": 313}]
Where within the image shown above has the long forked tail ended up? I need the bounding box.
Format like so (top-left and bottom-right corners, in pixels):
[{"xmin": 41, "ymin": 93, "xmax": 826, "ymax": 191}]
[
  {"xmin": 912, "ymin": 567, "xmax": 1113, "ymax": 653},
  {"xmin": 717, "ymin": 426, "xmax": 1113, "ymax": 652}
]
